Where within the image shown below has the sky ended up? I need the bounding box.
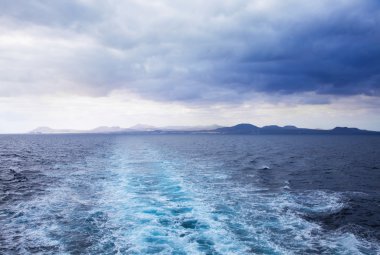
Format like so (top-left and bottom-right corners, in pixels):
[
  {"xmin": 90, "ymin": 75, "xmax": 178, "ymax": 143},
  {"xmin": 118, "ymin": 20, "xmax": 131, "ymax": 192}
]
[{"xmin": 0, "ymin": 0, "xmax": 380, "ymax": 133}]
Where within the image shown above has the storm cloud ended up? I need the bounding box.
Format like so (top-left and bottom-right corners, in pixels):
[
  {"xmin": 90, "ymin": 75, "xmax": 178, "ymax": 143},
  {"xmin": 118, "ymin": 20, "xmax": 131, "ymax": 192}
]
[{"xmin": 1, "ymin": 0, "xmax": 380, "ymax": 103}]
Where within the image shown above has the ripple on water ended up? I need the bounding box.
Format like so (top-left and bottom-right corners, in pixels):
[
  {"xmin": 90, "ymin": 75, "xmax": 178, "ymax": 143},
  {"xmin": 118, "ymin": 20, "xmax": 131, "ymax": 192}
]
[{"xmin": 1, "ymin": 135, "xmax": 380, "ymax": 254}]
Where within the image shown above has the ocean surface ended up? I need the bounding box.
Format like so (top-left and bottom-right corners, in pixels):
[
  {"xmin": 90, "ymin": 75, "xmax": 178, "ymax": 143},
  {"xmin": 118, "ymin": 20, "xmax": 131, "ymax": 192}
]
[{"xmin": 0, "ymin": 134, "xmax": 379, "ymax": 254}]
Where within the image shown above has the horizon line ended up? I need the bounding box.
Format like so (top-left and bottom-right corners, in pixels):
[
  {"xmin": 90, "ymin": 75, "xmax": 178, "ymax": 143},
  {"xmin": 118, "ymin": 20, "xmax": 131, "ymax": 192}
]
[{"xmin": 1, "ymin": 123, "xmax": 380, "ymax": 135}]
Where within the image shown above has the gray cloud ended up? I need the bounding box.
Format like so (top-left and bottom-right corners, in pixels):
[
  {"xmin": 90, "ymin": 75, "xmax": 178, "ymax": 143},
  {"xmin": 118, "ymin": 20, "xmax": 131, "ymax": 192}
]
[{"xmin": 0, "ymin": 0, "xmax": 379, "ymax": 104}]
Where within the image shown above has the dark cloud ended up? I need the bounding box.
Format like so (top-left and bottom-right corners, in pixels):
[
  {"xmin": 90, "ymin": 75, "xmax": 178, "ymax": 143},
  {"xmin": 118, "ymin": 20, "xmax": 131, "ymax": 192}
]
[
  {"xmin": 208, "ymin": 1, "xmax": 380, "ymax": 97},
  {"xmin": 0, "ymin": 0, "xmax": 379, "ymax": 103}
]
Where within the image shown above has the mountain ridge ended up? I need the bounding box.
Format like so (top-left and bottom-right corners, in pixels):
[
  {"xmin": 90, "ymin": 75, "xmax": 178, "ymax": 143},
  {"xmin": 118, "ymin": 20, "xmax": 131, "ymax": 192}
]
[{"xmin": 29, "ymin": 123, "xmax": 380, "ymax": 135}]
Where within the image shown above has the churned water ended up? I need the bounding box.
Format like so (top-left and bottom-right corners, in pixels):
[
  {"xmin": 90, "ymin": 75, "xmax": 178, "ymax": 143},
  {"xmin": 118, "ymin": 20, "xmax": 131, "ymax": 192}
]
[{"xmin": 0, "ymin": 134, "xmax": 379, "ymax": 254}]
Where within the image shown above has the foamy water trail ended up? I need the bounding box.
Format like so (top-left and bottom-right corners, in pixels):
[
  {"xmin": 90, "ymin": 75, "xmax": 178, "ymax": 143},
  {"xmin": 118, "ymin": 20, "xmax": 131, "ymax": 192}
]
[
  {"xmin": 90, "ymin": 140, "xmax": 250, "ymax": 254},
  {"xmin": 1, "ymin": 135, "xmax": 379, "ymax": 254},
  {"xmin": 88, "ymin": 138, "xmax": 378, "ymax": 254}
]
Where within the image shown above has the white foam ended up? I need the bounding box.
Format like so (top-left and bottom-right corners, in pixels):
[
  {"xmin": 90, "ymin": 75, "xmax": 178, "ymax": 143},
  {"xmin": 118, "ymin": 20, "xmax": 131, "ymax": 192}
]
[{"xmin": 4, "ymin": 137, "xmax": 378, "ymax": 254}]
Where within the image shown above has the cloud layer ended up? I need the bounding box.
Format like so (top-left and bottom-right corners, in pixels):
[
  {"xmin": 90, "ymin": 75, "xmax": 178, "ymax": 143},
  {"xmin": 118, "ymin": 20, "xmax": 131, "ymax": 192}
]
[{"xmin": 1, "ymin": 0, "xmax": 380, "ymax": 104}]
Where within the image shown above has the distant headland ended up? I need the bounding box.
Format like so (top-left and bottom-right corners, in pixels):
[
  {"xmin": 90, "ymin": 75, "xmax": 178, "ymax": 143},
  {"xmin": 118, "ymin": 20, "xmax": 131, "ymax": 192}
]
[{"xmin": 29, "ymin": 124, "xmax": 380, "ymax": 135}]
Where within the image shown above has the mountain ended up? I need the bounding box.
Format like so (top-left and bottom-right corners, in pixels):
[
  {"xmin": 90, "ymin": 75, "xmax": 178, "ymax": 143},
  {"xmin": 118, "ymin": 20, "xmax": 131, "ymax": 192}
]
[
  {"xmin": 31, "ymin": 126, "xmax": 127, "ymax": 134},
  {"xmin": 30, "ymin": 127, "xmax": 81, "ymax": 134},
  {"xmin": 215, "ymin": 124, "xmax": 260, "ymax": 134},
  {"xmin": 128, "ymin": 124, "xmax": 157, "ymax": 131},
  {"xmin": 29, "ymin": 124, "xmax": 380, "ymax": 135},
  {"xmin": 160, "ymin": 124, "xmax": 223, "ymax": 131},
  {"xmin": 330, "ymin": 127, "xmax": 365, "ymax": 134},
  {"xmin": 90, "ymin": 126, "xmax": 126, "ymax": 133},
  {"xmin": 213, "ymin": 124, "xmax": 379, "ymax": 135},
  {"xmin": 28, "ymin": 124, "xmax": 224, "ymax": 134},
  {"xmin": 283, "ymin": 125, "xmax": 298, "ymax": 129}
]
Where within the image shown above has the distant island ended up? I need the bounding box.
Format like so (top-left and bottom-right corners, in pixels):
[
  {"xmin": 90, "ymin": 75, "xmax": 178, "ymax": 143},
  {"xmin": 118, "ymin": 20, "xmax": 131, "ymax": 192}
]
[{"xmin": 29, "ymin": 123, "xmax": 380, "ymax": 135}]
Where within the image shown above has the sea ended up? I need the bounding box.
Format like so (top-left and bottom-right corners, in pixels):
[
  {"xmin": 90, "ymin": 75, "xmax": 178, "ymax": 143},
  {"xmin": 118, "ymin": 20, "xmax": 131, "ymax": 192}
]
[{"xmin": 0, "ymin": 134, "xmax": 379, "ymax": 254}]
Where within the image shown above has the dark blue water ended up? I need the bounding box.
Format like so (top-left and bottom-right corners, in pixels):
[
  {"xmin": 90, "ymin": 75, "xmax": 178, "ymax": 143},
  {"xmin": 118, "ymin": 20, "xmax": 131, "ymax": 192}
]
[{"xmin": 0, "ymin": 134, "xmax": 379, "ymax": 254}]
